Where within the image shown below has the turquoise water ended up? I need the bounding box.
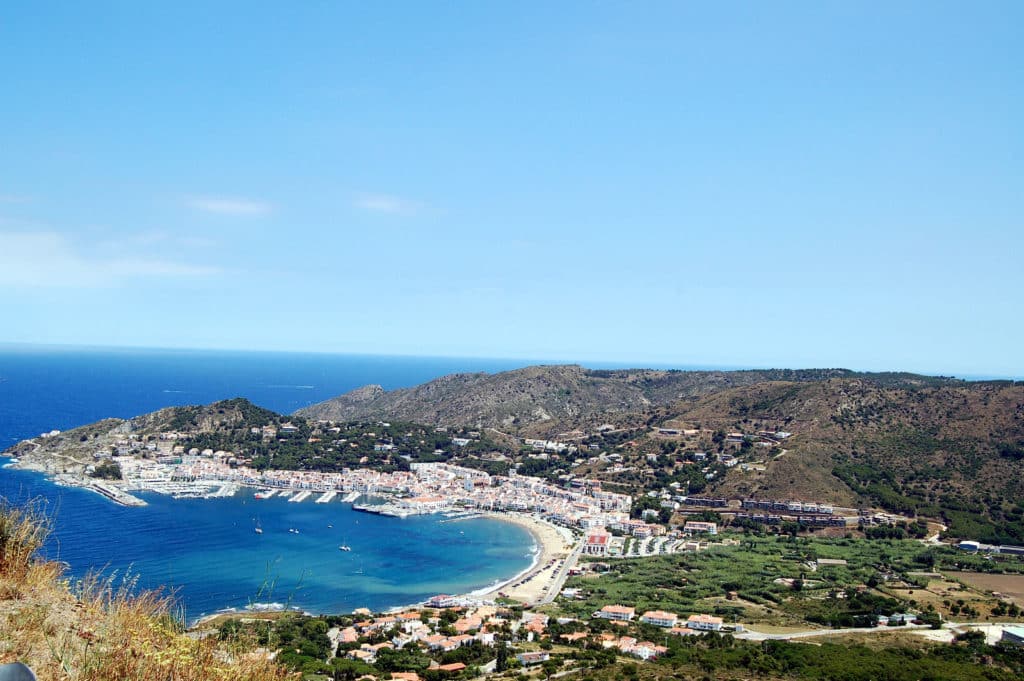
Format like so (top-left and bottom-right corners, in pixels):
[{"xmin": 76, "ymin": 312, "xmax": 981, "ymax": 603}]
[
  {"xmin": 0, "ymin": 348, "xmax": 541, "ymax": 621},
  {"xmin": 0, "ymin": 462, "xmax": 535, "ymax": 622}
]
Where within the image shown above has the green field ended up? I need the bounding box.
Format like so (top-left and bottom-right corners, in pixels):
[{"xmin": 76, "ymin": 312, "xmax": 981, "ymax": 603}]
[{"xmin": 556, "ymin": 534, "xmax": 1019, "ymax": 627}]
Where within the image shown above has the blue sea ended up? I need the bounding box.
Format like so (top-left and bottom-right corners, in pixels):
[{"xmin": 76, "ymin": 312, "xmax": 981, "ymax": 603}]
[{"xmin": 0, "ymin": 347, "xmax": 540, "ymax": 622}]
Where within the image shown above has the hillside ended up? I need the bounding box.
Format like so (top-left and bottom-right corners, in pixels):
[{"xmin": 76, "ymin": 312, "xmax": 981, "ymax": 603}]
[
  {"xmin": 662, "ymin": 378, "xmax": 1024, "ymax": 542},
  {"xmin": 0, "ymin": 502, "xmax": 288, "ymax": 680},
  {"xmin": 295, "ymin": 365, "xmax": 931, "ymax": 435},
  {"xmin": 3, "ymin": 398, "xmax": 495, "ymax": 476},
  {"xmin": 7, "ymin": 367, "xmax": 1023, "ymax": 543},
  {"xmin": 298, "ymin": 365, "xmax": 1024, "ymax": 542}
]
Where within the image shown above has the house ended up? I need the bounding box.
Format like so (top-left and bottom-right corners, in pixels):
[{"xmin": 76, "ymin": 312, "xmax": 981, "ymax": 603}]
[
  {"xmin": 426, "ymin": 594, "xmax": 458, "ymax": 608},
  {"xmin": 448, "ymin": 634, "xmax": 475, "ymax": 648},
  {"xmin": 595, "ymin": 605, "xmax": 635, "ymax": 621},
  {"xmin": 640, "ymin": 610, "xmax": 678, "ymax": 628},
  {"xmin": 686, "ymin": 614, "xmax": 723, "ymax": 631},
  {"xmin": 422, "ymin": 635, "xmax": 449, "ymax": 650},
  {"xmin": 683, "ymin": 521, "xmax": 718, "ymax": 535},
  {"xmin": 522, "ymin": 614, "xmax": 548, "ymax": 635},
  {"xmin": 1002, "ymin": 626, "xmax": 1024, "ymax": 646},
  {"xmin": 391, "ymin": 674, "xmax": 421, "ymax": 681},
  {"xmin": 584, "ymin": 532, "xmax": 610, "ymax": 556},
  {"xmin": 516, "ymin": 652, "xmax": 550, "ymax": 666},
  {"xmin": 627, "ymin": 641, "xmax": 668, "ymax": 660},
  {"xmin": 436, "ymin": 663, "xmax": 466, "ymax": 673},
  {"xmin": 347, "ymin": 649, "xmax": 376, "ymax": 663},
  {"xmin": 453, "ymin": 615, "xmax": 482, "ymax": 633}
]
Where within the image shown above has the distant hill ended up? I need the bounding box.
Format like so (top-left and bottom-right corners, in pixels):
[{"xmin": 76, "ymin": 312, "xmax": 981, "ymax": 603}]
[
  {"xmin": 9, "ymin": 365, "xmax": 1022, "ymax": 543},
  {"xmin": 296, "ymin": 365, "xmax": 942, "ymax": 435},
  {"xmin": 298, "ymin": 365, "xmax": 1024, "ymax": 542},
  {"xmin": 664, "ymin": 376, "xmax": 1024, "ymax": 543}
]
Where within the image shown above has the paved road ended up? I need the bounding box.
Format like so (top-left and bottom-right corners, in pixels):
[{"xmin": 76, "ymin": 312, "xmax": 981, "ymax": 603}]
[
  {"xmin": 737, "ymin": 620, "xmax": 1014, "ymax": 642},
  {"xmin": 537, "ymin": 539, "xmax": 584, "ymax": 605},
  {"xmin": 737, "ymin": 623, "xmax": 929, "ymax": 641}
]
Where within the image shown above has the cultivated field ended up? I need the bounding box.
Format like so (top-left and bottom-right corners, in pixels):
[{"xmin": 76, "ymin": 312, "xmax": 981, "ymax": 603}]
[{"xmin": 954, "ymin": 572, "xmax": 1024, "ymax": 605}]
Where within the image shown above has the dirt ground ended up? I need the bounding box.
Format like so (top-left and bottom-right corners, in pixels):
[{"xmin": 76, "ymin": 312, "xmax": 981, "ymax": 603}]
[{"xmin": 951, "ymin": 572, "xmax": 1024, "ymax": 605}]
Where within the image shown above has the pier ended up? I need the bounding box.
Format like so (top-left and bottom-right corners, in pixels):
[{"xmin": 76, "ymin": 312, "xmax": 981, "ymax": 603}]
[
  {"xmin": 209, "ymin": 483, "xmax": 239, "ymax": 498},
  {"xmin": 315, "ymin": 491, "xmax": 337, "ymax": 504},
  {"xmin": 88, "ymin": 481, "xmax": 147, "ymax": 507},
  {"xmin": 342, "ymin": 491, "xmax": 361, "ymax": 503},
  {"xmin": 353, "ymin": 502, "xmax": 415, "ymax": 518},
  {"xmin": 289, "ymin": 490, "xmax": 312, "ymax": 503}
]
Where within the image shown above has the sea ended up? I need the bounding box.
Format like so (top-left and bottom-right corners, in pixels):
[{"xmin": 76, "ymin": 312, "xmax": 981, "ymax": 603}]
[{"xmin": 0, "ymin": 347, "xmax": 546, "ymax": 623}]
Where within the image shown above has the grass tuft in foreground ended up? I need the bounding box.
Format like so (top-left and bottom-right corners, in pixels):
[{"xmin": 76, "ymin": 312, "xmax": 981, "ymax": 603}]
[{"xmin": 0, "ymin": 499, "xmax": 294, "ymax": 681}]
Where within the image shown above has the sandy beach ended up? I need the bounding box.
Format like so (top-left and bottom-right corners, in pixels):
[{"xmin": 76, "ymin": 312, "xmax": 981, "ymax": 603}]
[{"xmin": 468, "ymin": 512, "xmax": 578, "ymax": 605}]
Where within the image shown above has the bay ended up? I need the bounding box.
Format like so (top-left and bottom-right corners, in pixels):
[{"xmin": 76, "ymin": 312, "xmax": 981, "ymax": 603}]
[{"xmin": 0, "ymin": 347, "xmax": 538, "ymax": 621}]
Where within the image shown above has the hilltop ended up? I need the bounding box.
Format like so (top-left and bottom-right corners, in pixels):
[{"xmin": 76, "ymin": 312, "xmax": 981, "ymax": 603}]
[
  {"xmin": 296, "ymin": 365, "xmax": 948, "ymax": 435},
  {"xmin": 298, "ymin": 365, "xmax": 1024, "ymax": 542},
  {"xmin": 655, "ymin": 377, "xmax": 1024, "ymax": 542},
  {"xmin": 7, "ymin": 366, "xmax": 1024, "ymax": 542}
]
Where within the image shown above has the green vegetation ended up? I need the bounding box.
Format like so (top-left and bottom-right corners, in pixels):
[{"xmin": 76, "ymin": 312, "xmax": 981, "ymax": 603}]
[
  {"xmin": 637, "ymin": 633, "xmax": 1024, "ymax": 681},
  {"xmin": 834, "ymin": 435, "xmax": 1024, "ymax": 544},
  {"xmin": 89, "ymin": 459, "xmax": 122, "ymax": 479},
  {"xmin": 562, "ymin": 534, "xmax": 1021, "ymax": 628},
  {"xmin": 171, "ymin": 400, "xmax": 517, "ymax": 472}
]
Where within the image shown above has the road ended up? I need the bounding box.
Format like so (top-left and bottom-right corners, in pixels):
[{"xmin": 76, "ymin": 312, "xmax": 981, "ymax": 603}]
[
  {"xmin": 537, "ymin": 539, "xmax": 584, "ymax": 605},
  {"xmin": 737, "ymin": 620, "xmax": 1015, "ymax": 642}
]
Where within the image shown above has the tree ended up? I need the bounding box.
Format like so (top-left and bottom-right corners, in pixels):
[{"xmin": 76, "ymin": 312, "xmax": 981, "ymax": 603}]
[{"xmin": 495, "ymin": 642, "xmax": 508, "ymax": 672}]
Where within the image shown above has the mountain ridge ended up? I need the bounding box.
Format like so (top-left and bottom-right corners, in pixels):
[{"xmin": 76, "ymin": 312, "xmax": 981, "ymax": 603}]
[{"xmin": 295, "ymin": 364, "xmax": 964, "ymax": 435}]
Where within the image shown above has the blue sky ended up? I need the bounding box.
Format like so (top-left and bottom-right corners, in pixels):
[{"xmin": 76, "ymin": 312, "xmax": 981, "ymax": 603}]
[{"xmin": 1, "ymin": 3, "xmax": 1021, "ymax": 376}]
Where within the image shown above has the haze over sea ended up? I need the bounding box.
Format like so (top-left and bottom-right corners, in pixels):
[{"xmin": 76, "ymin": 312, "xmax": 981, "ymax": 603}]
[{"xmin": 0, "ymin": 347, "xmax": 555, "ymax": 622}]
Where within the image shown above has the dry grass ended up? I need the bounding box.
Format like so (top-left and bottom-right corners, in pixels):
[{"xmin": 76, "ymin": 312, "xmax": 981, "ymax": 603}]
[{"xmin": 0, "ymin": 500, "xmax": 294, "ymax": 681}]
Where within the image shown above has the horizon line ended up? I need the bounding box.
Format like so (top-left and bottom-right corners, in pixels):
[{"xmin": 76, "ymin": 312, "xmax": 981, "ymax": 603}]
[{"xmin": 0, "ymin": 341, "xmax": 1020, "ymax": 383}]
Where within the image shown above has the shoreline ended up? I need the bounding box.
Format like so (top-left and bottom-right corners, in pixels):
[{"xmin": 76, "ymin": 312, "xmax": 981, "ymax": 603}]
[
  {"xmin": 2, "ymin": 459, "xmax": 575, "ymax": 620},
  {"xmin": 463, "ymin": 512, "xmax": 576, "ymax": 605}
]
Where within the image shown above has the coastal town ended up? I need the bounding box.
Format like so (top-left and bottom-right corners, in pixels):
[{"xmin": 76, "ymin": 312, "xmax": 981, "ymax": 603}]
[{"xmin": 6, "ymin": 399, "xmax": 1024, "ymax": 681}]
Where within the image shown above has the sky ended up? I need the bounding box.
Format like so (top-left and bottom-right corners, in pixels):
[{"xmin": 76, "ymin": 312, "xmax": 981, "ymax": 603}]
[{"xmin": 1, "ymin": 2, "xmax": 1021, "ymax": 376}]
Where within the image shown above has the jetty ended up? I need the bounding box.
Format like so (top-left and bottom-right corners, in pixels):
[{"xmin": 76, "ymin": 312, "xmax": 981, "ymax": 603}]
[
  {"xmin": 316, "ymin": 491, "xmax": 337, "ymax": 504},
  {"xmin": 342, "ymin": 491, "xmax": 361, "ymax": 503},
  {"xmin": 209, "ymin": 483, "xmax": 239, "ymax": 498},
  {"xmin": 353, "ymin": 502, "xmax": 415, "ymax": 518},
  {"xmin": 88, "ymin": 481, "xmax": 147, "ymax": 507},
  {"xmin": 289, "ymin": 490, "xmax": 312, "ymax": 503},
  {"xmin": 254, "ymin": 489, "xmax": 278, "ymax": 500}
]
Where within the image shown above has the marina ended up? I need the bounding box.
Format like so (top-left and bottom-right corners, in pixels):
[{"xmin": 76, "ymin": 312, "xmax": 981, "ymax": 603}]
[
  {"xmin": 289, "ymin": 490, "xmax": 312, "ymax": 503},
  {"xmin": 316, "ymin": 491, "xmax": 337, "ymax": 504}
]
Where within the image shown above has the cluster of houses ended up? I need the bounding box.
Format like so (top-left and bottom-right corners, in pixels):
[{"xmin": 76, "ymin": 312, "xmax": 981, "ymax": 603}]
[
  {"xmin": 326, "ymin": 599, "xmax": 740, "ymax": 672},
  {"xmin": 331, "ymin": 609, "xmax": 499, "ymax": 666},
  {"xmin": 584, "ymin": 605, "xmax": 735, "ymax": 658},
  {"xmin": 141, "ymin": 454, "xmax": 635, "ymax": 530},
  {"xmin": 593, "ymin": 605, "xmax": 726, "ymax": 633}
]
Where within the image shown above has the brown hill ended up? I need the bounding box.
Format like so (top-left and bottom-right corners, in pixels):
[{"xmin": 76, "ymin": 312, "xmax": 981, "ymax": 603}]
[
  {"xmin": 296, "ymin": 365, "xmax": 872, "ymax": 436},
  {"xmin": 299, "ymin": 365, "xmax": 1023, "ymax": 541},
  {"xmin": 665, "ymin": 377, "xmax": 1024, "ymax": 542}
]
